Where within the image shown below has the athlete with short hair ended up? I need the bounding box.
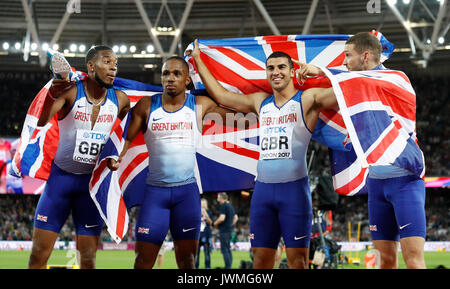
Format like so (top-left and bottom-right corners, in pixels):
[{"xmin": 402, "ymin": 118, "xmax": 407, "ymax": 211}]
[
  {"xmin": 189, "ymin": 40, "xmax": 338, "ymax": 269},
  {"xmin": 108, "ymin": 56, "xmax": 233, "ymax": 269},
  {"xmin": 29, "ymin": 45, "xmax": 130, "ymax": 269},
  {"xmin": 297, "ymin": 32, "xmax": 426, "ymax": 269}
]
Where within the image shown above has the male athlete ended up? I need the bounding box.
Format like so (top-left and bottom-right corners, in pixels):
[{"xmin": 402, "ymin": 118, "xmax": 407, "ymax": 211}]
[
  {"xmin": 108, "ymin": 56, "xmax": 232, "ymax": 269},
  {"xmin": 297, "ymin": 32, "xmax": 426, "ymax": 269},
  {"xmin": 189, "ymin": 40, "xmax": 338, "ymax": 269},
  {"xmin": 29, "ymin": 45, "xmax": 130, "ymax": 269}
]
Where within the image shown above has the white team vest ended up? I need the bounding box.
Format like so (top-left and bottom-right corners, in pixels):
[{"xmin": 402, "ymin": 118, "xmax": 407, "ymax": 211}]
[
  {"xmin": 144, "ymin": 93, "xmax": 200, "ymax": 186},
  {"xmin": 257, "ymin": 91, "xmax": 312, "ymax": 183},
  {"xmin": 53, "ymin": 80, "xmax": 119, "ymax": 174}
]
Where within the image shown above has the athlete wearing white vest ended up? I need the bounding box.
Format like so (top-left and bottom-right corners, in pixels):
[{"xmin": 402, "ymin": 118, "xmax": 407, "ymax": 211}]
[
  {"xmin": 54, "ymin": 80, "xmax": 119, "ymax": 174},
  {"xmin": 144, "ymin": 92, "xmax": 200, "ymax": 186},
  {"xmin": 108, "ymin": 56, "xmax": 233, "ymax": 269},
  {"xmin": 190, "ymin": 40, "xmax": 338, "ymax": 269},
  {"xmin": 29, "ymin": 46, "xmax": 130, "ymax": 269}
]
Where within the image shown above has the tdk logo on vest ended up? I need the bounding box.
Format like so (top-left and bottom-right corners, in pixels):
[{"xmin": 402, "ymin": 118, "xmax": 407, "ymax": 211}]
[
  {"xmin": 83, "ymin": 132, "xmax": 107, "ymax": 141},
  {"xmin": 263, "ymin": 126, "xmax": 287, "ymax": 134}
]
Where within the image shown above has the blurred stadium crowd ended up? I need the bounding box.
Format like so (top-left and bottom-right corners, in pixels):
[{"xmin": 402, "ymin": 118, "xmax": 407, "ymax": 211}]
[{"xmin": 0, "ymin": 70, "xmax": 448, "ymax": 244}]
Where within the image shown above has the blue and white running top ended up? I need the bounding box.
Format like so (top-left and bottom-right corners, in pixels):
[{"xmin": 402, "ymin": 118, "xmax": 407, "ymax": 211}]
[
  {"xmin": 257, "ymin": 90, "xmax": 312, "ymax": 183},
  {"xmin": 144, "ymin": 93, "xmax": 200, "ymax": 187},
  {"xmin": 53, "ymin": 80, "xmax": 119, "ymax": 174}
]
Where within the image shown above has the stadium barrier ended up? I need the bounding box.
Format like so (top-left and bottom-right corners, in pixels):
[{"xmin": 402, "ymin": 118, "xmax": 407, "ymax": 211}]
[{"xmin": 1, "ymin": 241, "xmax": 449, "ymax": 251}]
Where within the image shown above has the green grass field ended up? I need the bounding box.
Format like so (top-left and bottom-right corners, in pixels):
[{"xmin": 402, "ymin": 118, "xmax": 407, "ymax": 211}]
[{"xmin": 0, "ymin": 249, "xmax": 448, "ymax": 269}]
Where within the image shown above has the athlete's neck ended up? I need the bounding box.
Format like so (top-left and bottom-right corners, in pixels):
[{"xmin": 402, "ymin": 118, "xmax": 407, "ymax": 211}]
[
  {"xmin": 162, "ymin": 92, "xmax": 186, "ymax": 111},
  {"xmin": 361, "ymin": 61, "xmax": 381, "ymax": 71},
  {"xmin": 273, "ymin": 82, "xmax": 298, "ymax": 107},
  {"xmin": 85, "ymin": 77, "xmax": 107, "ymax": 100}
]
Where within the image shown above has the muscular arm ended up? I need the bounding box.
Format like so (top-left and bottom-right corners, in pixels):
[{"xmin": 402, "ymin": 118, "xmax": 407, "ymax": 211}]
[
  {"xmin": 37, "ymin": 79, "xmax": 76, "ymax": 127},
  {"xmin": 301, "ymin": 87, "xmax": 338, "ymax": 131},
  {"xmin": 115, "ymin": 90, "xmax": 131, "ymax": 120},
  {"xmin": 197, "ymin": 95, "xmax": 257, "ymax": 132},
  {"xmin": 191, "ymin": 40, "xmax": 268, "ymax": 114}
]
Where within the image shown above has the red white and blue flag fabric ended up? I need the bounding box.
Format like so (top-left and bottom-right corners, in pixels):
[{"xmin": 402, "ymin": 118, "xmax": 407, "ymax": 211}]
[{"xmin": 320, "ymin": 67, "xmax": 425, "ymax": 195}]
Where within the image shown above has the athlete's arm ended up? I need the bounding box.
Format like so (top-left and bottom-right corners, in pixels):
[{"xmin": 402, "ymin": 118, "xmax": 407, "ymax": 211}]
[
  {"xmin": 115, "ymin": 90, "xmax": 131, "ymax": 120},
  {"xmin": 190, "ymin": 39, "xmax": 268, "ymax": 114},
  {"xmin": 107, "ymin": 96, "xmax": 150, "ymax": 171},
  {"xmin": 37, "ymin": 79, "xmax": 76, "ymax": 127},
  {"xmin": 197, "ymin": 95, "xmax": 257, "ymax": 132},
  {"xmin": 301, "ymin": 87, "xmax": 338, "ymax": 131}
]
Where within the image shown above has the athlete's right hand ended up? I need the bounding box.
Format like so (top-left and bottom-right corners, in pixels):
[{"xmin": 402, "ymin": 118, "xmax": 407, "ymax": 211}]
[
  {"xmin": 292, "ymin": 59, "xmax": 324, "ymax": 84},
  {"xmin": 49, "ymin": 78, "xmax": 75, "ymax": 99},
  {"xmin": 107, "ymin": 157, "xmax": 121, "ymax": 171}
]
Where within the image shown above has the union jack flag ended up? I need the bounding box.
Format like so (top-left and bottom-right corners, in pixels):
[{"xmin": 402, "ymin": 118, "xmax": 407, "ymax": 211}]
[{"xmin": 321, "ymin": 66, "xmax": 425, "ymax": 195}]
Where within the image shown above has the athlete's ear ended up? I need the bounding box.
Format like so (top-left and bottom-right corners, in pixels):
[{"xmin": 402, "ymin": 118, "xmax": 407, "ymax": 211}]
[
  {"xmin": 186, "ymin": 75, "xmax": 192, "ymax": 86},
  {"xmin": 87, "ymin": 60, "xmax": 95, "ymax": 73},
  {"xmin": 362, "ymin": 51, "xmax": 370, "ymax": 65}
]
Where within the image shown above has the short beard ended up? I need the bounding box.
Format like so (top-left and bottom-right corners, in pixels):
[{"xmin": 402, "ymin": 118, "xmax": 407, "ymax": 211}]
[{"xmin": 95, "ymin": 73, "xmax": 114, "ymax": 89}]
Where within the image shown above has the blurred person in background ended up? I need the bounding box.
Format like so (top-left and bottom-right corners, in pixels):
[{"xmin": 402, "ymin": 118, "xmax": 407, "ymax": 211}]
[
  {"xmin": 196, "ymin": 198, "xmax": 213, "ymax": 269},
  {"xmin": 214, "ymin": 192, "xmax": 238, "ymax": 269}
]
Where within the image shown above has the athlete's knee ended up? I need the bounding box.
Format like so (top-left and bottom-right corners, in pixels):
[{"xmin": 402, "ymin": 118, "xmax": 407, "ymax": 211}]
[
  {"xmin": 286, "ymin": 251, "xmax": 308, "ymax": 269},
  {"xmin": 400, "ymin": 237, "xmax": 425, "ymax": 269},
  {"xmin": 78, "ymin": 247, "xmax": 97, "ymax": 269},
  {"xmin": 252, "ymin": 248, "xmax": 276, "ymax": 269},
  {"xmin": 402, "ymin": 247, "xmax": 425, "ymax": 269},
  {"xmin": 28, "ymin": 249, "xmax": 49, "ymax": 269},
  {"xmin": 176, "ymin": 252, "xmax": 196, "ymax": 269},
  {"xmin": 379, "ymin": 252, "xmax": 398, "ymax": 269},
  {"xmin": 134, "ymin": 242, "xmax": 159, "ymax": 269},
  {"xmin": 28, "ymin": 241, "xmax": 53, "ymax": 268}
]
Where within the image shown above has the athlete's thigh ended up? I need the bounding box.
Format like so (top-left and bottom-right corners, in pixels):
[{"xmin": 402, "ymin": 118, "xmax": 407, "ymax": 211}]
[
  {"xmin": 277, "ymin": 178, "xmax": 312, "ymax": 249},
  {"xmin": 250, "ymin": 181, "xmax": 281, "ymax": 250},
  {"xmin": 72, "ymin": 174, "xmax": 103, "ymax": 236},
  {"xmin": 388, "ymin": 175, "xmax": 426, "ymax": 239},
  {"xmin": 34, "ymin": 165, "xmax": 74, "ymax": 233},
  {"xmin": 135, "ymin": 185, "xmax": 171, "ymax": 246},
  {"xmin": 367, "ymin": 177, "xmax": 399, "ymax": 241},
  {"xmin": 170, "ymin": 183, "xmax": 201, "ymax": 241}
]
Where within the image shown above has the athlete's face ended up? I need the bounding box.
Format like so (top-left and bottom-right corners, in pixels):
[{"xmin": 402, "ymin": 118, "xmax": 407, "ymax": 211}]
[
  {"xmin": 343, "ymin": 44, "xmax": 367, "ymax": 71},
  {"xmin": 89, "ymin": 50, "xmax": 118, "ymax": 88},
  {"xmin": 161, "ymin": 59, "xmax": 191, "ymax": 97},
  {"xmin": 266, "ymin": 57, "xmax": 295, "ymax": 92}
]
